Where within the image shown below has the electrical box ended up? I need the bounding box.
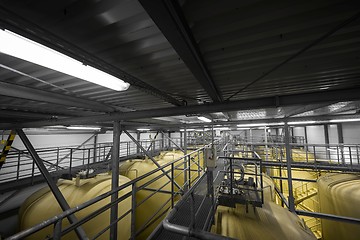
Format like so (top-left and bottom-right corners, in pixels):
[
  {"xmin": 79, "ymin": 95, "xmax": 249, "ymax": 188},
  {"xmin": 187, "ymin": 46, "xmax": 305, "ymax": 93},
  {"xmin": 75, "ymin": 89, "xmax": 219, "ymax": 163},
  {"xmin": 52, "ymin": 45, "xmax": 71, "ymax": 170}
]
[{"xmin": 204, "ymin": 147, "xmax": 217, "ymax": 168}]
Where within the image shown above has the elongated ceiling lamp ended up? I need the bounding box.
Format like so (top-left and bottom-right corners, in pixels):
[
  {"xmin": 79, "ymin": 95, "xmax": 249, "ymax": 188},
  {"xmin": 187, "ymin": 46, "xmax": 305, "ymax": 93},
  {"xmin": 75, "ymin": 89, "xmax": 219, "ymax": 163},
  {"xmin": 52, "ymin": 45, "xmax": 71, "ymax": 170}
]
[
  {"xmin": 0, "ymin": 30, "xmax": 130, "ymax": 91},
  {"xmin": 66, "ymin": 126, "xmax": 101, "ymax": 131},
  {"xmin": 197, "ymin": 116, "xmax": 212, "ymax": 122}
]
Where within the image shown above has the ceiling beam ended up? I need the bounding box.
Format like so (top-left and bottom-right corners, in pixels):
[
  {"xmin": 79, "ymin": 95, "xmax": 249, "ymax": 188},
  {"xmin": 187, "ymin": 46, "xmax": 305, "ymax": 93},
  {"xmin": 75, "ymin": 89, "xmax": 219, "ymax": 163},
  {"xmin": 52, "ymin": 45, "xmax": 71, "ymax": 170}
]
[
  {"xmin": 139, "ymin": 0, "xmax": 223, "ymax": 102},
  {"xmin": 0, "ymin": 6, "xmax": 184, "ymax": 107},
  {"xmin": 0, "ymin": 81, "xmax": 114, "ymax": 112},
  {"xmin": 284, "ymin": 102, "xmax": 337, "ymax": 117},
  {"xmin": 2, "ymin": 87, "xmax": 360, "ymax": 129}
]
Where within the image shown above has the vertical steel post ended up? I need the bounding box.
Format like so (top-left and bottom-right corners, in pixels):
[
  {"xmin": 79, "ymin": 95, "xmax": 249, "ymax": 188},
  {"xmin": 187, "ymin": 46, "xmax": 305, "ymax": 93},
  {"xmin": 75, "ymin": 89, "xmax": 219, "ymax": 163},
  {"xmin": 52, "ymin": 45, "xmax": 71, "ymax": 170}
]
[
  {"xmin": 337, "ymin": 123, "xmax": 345, "ymax": 164},
  {"xmin": 53, "ymin": 218, "xmax": 63, "ymax": 240},
  {"xmin": 16, "ymin": 129, "xmax": 87, "ymax": 239},
  {"xmin": 110, "ymin": 121, "xmax": 121, "ymax": 240},
  {"xmin": 69, "ymin": 148, "xmax": 73, "ymax": 176},
  {"xmin": 17, "ymin": 152, "xmax": 20, "ymax": 180},
  {"xmin": 324, "ymin": 124, "xmax": 330, "ymax": 159},
  {"xmin": 264, "ymin": 126, "xmax": 268, "ymax": 161},
  {"xmin": 202, "ymin": 127, "xmax": 205, "ymax": 145},
  {"xmin": 171, "ymin": 162, "xmax": 174, "ymax": 208},
  {"xmin": 161, "ymin": 132, "xmax": 164, "ymax": 150},
  {"xmin": 180, "ymin": 131, "xmax": 183, "ymax": 149},
  {"xmin": 284, "ymin": 123, "xmax": 295, "ymax": 212},
  {"xmin": 136, "ymin": 131, "xmax": 140, "ymax": 154},
  {"xmin": 131, "ymin": 183, "xmax": 136, "ymax": 240},
  {"xmin": 168, "ymin": 132, "xmax": 171, "ymax": 148},
  {"xmin": 93, "ymin": 133, "xmax": 98, "ymax": 162},
  {"xmin": 184, "ymin": 126, "xmax": 188, "ymax": 192},
  {"xmin": 56, "ymin": 148, "xmax": 60, "ymax": 171}
]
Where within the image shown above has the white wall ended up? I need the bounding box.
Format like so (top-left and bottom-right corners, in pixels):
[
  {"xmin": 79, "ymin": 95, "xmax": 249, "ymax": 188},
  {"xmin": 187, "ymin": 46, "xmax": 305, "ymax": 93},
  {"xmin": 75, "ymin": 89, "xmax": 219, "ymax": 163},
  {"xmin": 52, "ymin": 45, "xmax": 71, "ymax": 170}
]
[
  {"xmin": 342, "ymin": 122, "xmax": 360, "ymax": 144},
  {"xmin": 12, "ymin": 131, "xmax": 142, "ymax": 150},
  {"xmin": 328, "ymin": 124, "xmax": 338, "ymax": 144},
  {"xmin": 293, "ymin": 127, "xmax": 305, "ymax": 140},
  {"xmin": 12, "ymin": 133, "xmax": 95, "ymax": 149}
]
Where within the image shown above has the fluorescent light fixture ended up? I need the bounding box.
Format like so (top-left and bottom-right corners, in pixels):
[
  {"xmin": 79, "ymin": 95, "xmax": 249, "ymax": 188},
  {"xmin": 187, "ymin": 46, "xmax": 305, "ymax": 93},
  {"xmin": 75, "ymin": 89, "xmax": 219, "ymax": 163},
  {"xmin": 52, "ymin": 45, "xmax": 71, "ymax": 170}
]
[
  {"xmin": 213, "ymin": 127, "xmax": 230, "ymax": 131},
  {"xmin": 288, "ymin": 121, "xmax": 317, "ymax": 125},
  {"xmin": 329, "ymin": 118, "xmax": 360, "ymax": 123},
  {"xmin": 137, "ymin": 128, "xmax": 150, "ymax": 131},
  {"xmin": 180, "ymin": 128, "xmax": 195, "ymax": 132},
  {"xmin": 237, "ymin": 127, "xmax": 251, "ymax": 130},
  {"xmin": 237, "ymin": 122, "xmax": 284, "ymax": 127},
  {"xmin": 197, "ymin": 116, "xmax": 212, "ymax": 122},
  {"xmin": 66, "ymin": 126, "xmax": 101, "ymax": 131},
  {"xmin": 0, "ymin": 30, "xmax": 130, "ymax": 91}
]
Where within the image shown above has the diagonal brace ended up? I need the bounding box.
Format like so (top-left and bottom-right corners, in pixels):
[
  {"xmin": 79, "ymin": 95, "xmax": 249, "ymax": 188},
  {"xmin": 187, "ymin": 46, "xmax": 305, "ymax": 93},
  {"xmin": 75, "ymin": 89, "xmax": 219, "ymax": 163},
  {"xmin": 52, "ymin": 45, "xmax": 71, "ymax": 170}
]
[
  {"xmin": 161, "ymin": 131, "xmax": 184, "ymax": 153},
  {"xmin": 124, "ymin": 130, "xmax": 183, "ymax": 191},
  {"xmin": 16, "ymin": 129, "xmax": 88, "ymax": 240}
]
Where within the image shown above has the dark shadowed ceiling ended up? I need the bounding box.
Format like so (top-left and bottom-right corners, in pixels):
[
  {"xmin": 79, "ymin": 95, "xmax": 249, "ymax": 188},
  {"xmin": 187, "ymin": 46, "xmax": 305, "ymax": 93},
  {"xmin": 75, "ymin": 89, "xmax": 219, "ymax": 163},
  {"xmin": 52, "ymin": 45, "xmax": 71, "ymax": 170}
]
[{"xmin": 1, "ymin": 0, "xmax": 360, "ymax": 130}]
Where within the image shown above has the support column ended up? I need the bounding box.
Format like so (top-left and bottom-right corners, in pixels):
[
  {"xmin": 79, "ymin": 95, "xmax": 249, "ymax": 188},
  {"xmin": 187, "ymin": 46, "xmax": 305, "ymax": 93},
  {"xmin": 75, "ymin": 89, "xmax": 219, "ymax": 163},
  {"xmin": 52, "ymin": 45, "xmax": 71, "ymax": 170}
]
[
  {"xmin": 284, "ymin": 123, "xmax": 295, "ymax": 212},
  {"xmin": 93, "ymin": 133, "xmax": 98, "ymax": 163},
  {"xmin": 184, "ymin": 126, "xmax": 188, "ymax": 192},
  {"xmin": 324, "ymin": 124, "xmax": 330, "ymax": 159},
  {"xmin": 304, "ymin": 126, "xmax": 308, "ymax": 151},
  {"xmin": 136, "ymin": 131, "xmax": 140, "ymax": 154},
  {"xmin": 337, "ymin": 123, "xmax": 345, "ymax": 164},
  {"xmin": 264, "ymin": 126, "xmax": 268, "ymax": 161},
  {"xmin": 168, "ymin": 132, "xmax": 171, "ymax": 149},
  {"xmin": 16, "ymin": 129, "xmax": 87, "ymax": 239},
  {"xmin": 161, "ymin": 132, "xmax": 164, "ymax": 150},
  {"xmin": 110, "ymin": 121, "xmax": 121, "ymax": 240},
  {"xmin": 180, "ymin": 131, "xmax": 183, "ymax": 149}
]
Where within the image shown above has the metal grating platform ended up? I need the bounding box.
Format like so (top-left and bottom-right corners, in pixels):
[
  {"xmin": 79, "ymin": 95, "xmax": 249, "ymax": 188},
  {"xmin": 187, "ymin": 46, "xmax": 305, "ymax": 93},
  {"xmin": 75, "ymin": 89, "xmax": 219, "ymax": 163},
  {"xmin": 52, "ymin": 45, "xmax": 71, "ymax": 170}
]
[{"xmin": 148, "ymin": 171, "xmax": 215, "ymax": 240}]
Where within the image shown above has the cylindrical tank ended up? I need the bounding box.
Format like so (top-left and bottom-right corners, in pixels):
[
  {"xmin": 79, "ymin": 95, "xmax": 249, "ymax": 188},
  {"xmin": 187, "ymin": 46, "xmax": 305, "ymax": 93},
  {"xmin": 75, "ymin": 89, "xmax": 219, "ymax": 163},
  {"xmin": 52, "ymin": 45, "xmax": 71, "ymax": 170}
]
[
  {"xmin": 212, "ymin": 202, "xmax": 316, "ymax": 240},
  {"xmin": 157, "ymin": 150, "xmax": 204, "ymax": 188},
  {"xmin": 243, "ymin": 166, "xmax": 275, "ymax": 203},
  {"xmin": 318, "ymin": 173, "xmax": 360, "ymax": 240},
  {"xmin": 19, "ymin": 174, "xmax": 132, "ymax": 240},
  {"xmin": 119, "ymin": 159, "xmax": 172, "ymax": 240}
]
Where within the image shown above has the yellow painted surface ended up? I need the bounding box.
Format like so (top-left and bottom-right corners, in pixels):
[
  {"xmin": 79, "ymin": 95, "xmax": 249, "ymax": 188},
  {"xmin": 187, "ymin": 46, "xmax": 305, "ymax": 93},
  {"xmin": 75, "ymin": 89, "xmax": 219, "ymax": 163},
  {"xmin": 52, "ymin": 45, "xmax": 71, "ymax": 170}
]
[
  {"xmin": 318, "ymin": 173, "xmax": 360, "ymax": 240},
  {"xmin": 120, "ymin": 159, "xmax": 172, "ymax": 240},
  {"xmin": 156, "ymin": 150, "xmax": 204, "ymax": 188},
  {"xmin": 212, "ymin": 202, "xmax": 316, "ymax": 240},
  {"xmin": 19, "ymin": 174, "xmax": 132, "ymax": 240}
]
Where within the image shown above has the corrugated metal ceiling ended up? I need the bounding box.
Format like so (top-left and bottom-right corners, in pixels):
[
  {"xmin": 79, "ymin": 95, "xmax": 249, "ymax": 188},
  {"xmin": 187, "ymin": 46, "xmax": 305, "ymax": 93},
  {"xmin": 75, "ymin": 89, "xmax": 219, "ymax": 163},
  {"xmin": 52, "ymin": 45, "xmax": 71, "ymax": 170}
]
[{"xmin": 0, "ymin": 0, "xmax": 360, "ymax": 129}]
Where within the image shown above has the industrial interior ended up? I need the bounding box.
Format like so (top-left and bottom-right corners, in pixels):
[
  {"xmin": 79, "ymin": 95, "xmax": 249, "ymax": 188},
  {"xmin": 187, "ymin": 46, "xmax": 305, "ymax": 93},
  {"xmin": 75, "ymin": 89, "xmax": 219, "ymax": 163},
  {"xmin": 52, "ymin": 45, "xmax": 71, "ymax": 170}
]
[{"xmin": 1, "ymin": 0, "xmax": 360, "ymax": 239}]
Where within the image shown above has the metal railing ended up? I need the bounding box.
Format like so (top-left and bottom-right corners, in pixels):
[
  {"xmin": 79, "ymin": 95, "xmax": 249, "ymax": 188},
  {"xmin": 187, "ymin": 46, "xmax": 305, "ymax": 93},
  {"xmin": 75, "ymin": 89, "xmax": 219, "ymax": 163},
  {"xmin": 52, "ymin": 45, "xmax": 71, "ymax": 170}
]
[
  {"xmin": 230, "ymin": 142, "xmax": 360, "ymax": 172},
  {"xmin": 0, "ymin": 138, "xmax": 206, "ymax": 184},
  {"xmin": 5, "ymin": 144, "xmax": 210, "ymax": 240}
]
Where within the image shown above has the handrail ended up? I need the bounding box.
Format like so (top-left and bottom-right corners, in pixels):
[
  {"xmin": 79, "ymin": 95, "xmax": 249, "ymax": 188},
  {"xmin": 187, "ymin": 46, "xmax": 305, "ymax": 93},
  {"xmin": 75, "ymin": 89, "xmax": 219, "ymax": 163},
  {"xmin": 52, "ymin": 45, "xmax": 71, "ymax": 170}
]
[
  {"xmin": 5, "ymin": 144, "xmax": 212, "ymax": 240},
  {"xmin": 161, "ymin": 173, "xmax": 235, "ymax": 240}
]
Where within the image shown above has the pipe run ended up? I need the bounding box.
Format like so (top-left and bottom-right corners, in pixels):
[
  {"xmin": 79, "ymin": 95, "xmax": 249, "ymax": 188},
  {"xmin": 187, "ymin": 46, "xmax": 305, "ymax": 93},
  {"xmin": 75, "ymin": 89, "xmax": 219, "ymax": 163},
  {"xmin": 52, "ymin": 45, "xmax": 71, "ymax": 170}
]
[{"xmin": 296, "ymin": 210, "xmax": 360, "ymax": 225}]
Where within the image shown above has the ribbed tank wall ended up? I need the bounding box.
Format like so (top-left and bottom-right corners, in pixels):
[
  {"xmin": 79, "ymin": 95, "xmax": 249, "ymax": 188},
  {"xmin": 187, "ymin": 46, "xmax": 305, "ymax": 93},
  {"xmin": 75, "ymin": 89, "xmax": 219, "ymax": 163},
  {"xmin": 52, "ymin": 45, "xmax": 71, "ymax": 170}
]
[
  {"xmin": 318, "ymin": 173, "xmax": 360, "ymax": 240},
  {"xmin": 19, "ymin": 174, "xmax": 132, "ymax": 240}
]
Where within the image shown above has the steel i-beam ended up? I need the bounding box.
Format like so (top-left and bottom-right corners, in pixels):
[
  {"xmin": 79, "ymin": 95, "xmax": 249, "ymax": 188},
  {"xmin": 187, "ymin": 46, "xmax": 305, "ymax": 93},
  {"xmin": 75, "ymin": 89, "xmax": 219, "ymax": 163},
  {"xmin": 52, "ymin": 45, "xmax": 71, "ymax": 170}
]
[
  {"xmin": 110, "ymin": 122, "xmax": 121, "ymax": 240},
  {"xmin": 284, "ymin": 123, "xmax": 295, "ymax": 212}
]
